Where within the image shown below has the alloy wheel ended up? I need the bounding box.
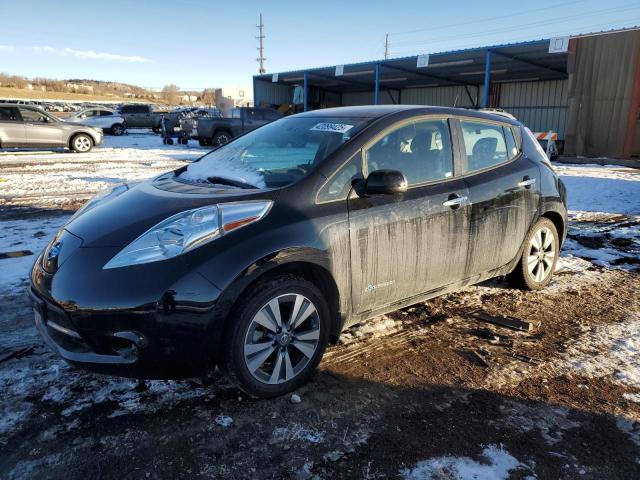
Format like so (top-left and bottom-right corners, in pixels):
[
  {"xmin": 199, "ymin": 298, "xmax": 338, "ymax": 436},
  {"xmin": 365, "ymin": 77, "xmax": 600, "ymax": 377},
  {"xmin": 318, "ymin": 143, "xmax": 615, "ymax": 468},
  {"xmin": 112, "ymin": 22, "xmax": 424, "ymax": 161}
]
[
  {"xmin": 527, "ymin": 226, "xmax": 556, "ymax": 283},
  {"xmin": 243, "ymin": 293, "xmax": 321, "ymax": 385},
  {"xmin": 74, "ymin": 135, "xmax": 92, "ymax": 152}
]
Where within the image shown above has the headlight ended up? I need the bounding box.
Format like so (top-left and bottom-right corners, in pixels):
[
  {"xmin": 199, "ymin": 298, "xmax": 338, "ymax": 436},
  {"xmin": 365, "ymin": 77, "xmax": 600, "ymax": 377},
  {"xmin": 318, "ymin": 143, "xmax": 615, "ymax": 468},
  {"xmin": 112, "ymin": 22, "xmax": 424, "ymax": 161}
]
[{"xmin": 103, "ymin": 201, "xmax": 272, "ymax": 269}]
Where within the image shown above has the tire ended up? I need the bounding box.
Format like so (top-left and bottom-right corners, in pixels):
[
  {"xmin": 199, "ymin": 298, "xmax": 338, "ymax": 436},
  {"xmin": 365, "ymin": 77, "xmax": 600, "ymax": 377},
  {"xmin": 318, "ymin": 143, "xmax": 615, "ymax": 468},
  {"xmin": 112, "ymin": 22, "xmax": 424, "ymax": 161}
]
[
  {"xmin": 198, "ymin": 138, "xmax": 211, "ymax": 147},
  {"xmin": 221, "ymin": 275, "xmax": 330, "ymax": 398},
  {"xmin": 70, "ymin": 133, "xmax": 94, "ymax": 153},
  {"xmin": 111, "ymin": 123, "xmax": 125, "ymax": 136},
  {"xmin": 212, "ymin": 130, "xmax": 232, "ymax": 147},
  {"xmin": 508, "ymin": 217, "xmax": 559, "ymax": 290},
  {"xmin": 166, "ymin": 138, "xmax": 174, "ymax": 145}
]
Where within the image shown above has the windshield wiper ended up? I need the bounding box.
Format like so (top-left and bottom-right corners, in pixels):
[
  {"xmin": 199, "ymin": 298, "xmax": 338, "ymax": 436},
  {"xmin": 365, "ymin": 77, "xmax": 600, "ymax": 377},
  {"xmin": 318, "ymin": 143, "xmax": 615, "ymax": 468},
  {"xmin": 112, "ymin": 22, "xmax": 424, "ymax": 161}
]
[{"xmin": 206, "ymin": 176, "xmax": 258, "ymax": 189}]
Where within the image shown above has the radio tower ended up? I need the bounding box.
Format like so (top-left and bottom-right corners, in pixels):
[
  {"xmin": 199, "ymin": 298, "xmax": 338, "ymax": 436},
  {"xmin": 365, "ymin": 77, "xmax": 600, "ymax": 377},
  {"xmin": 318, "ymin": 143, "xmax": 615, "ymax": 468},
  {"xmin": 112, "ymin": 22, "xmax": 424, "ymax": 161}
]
[
  {"xmin": 256, "ymin": 13, "xmax": 266, "ymax": 74},
  {"xmin": 384, "ymin": 33, "xmax": 389, "ymax": 59}
]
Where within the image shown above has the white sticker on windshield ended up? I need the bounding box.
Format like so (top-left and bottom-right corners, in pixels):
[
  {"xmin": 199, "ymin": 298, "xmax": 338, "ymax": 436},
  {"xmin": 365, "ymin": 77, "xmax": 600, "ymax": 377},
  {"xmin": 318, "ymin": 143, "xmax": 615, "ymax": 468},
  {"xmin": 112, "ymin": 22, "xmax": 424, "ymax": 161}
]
[{"xmin": 310, "ymin": 122, "xmax": 354, "ymax": 134}]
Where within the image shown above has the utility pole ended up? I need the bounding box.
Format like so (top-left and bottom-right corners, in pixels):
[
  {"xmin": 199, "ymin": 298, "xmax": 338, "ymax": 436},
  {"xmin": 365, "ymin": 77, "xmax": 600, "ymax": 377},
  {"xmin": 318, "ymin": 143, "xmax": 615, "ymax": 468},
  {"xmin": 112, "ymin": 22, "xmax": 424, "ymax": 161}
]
[
  {"xmin": 384, "ymin": 33, "xmax": 389, "ymax": 59},
  {"xmin": 256, "ymin": 13, "xmax": 266, "ymax": 74}
]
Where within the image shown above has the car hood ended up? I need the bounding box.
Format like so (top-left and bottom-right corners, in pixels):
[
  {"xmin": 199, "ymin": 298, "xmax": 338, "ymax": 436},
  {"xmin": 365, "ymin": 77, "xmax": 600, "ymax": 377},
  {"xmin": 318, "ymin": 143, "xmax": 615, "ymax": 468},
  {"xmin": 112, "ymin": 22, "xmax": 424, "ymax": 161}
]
[{"xmin": 64, "ymin": 174, "xmax": 276, "ymax": 248}]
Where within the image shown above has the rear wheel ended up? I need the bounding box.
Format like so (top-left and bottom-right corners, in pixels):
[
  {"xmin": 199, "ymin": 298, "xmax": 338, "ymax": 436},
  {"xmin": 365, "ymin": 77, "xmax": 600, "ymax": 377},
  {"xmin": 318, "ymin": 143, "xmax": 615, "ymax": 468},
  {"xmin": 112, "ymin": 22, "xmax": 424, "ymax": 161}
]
[
  {"xmin": 212, "ymin": 130, "xmax": 231, "ymax": 147},
  {"xmin": 508, "ymin": 217, "xmax": 559, "ymax": 290},
  {"xmin": 222, "ymin": 275, "xmax": 330, "ymax": 398},
  {"xmin": 70, "ymin": 133, "xmax": 93, "ymax": 153},
  {"xmin": 198, "ymin": 138, "xmax": 211, "ymax": 147}
]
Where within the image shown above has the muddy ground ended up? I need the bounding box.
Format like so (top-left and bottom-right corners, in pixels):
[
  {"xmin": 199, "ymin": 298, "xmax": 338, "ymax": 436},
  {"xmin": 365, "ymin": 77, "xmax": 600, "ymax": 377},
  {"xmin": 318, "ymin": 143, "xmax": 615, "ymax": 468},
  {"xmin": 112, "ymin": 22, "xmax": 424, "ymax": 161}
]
[{"xmin": 1, "ymin": 206, "xmax": 639, "ymax": 479}]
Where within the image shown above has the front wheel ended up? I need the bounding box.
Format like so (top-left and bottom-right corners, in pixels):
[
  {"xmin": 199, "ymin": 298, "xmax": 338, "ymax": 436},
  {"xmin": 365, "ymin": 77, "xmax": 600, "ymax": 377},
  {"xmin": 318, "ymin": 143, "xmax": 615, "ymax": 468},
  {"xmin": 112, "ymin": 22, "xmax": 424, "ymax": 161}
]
[
  {"xmin": 70, "ymin": 134, "xmax": 94, "ymax": 153},
  {"xmin": 111, "ymin": 123, "xmax": 125, "ymax": 136},
  {"xmin": 508, "ymin": 218, "xmax": 559, "ymax": 290},
  {"xmin": 221, "ymin": 275, "xmax": 330, "ymax": 398}
]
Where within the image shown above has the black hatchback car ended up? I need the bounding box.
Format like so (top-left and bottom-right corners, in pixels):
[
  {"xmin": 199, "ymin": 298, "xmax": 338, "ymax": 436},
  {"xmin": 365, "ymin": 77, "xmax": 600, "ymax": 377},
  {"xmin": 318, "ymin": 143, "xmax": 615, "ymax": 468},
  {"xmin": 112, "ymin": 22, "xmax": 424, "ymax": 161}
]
[{"xmin": 30, "ymin": 106, "xmax": 567, "ymax": 397}]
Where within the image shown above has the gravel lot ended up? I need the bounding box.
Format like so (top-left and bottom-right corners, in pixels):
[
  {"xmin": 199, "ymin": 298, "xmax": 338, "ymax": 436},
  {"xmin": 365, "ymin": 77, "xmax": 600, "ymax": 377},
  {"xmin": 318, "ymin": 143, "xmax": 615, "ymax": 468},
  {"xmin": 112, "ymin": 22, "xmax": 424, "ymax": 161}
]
[{"xmin": 1, "ymin": 134, "xmax": 639, "ymax": 479}]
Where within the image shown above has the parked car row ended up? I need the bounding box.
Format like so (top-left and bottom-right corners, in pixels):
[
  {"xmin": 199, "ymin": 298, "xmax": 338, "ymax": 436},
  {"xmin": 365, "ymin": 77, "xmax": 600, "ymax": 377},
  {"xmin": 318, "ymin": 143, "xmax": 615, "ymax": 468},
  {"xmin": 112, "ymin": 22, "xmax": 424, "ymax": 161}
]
[{"xmin": 0, "ymin": 104, "xmax": 103, "ymax": 152}]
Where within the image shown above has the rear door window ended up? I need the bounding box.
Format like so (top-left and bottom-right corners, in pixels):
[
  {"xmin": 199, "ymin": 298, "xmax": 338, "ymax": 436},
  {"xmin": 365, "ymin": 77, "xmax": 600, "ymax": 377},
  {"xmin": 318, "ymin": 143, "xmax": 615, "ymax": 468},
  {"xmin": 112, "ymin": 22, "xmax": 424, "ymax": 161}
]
[{"xmin": 460, "ymin": 120, "xmax": 509, "ymax": 172}]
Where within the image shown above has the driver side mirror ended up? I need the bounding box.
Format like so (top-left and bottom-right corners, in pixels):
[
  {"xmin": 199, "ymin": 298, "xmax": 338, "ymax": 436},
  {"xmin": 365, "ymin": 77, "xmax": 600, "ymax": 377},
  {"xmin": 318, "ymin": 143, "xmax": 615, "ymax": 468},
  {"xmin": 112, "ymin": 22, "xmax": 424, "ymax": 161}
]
[{"xmin": 357, "ymin": 169, "xmax": 408, "ymax": 196}]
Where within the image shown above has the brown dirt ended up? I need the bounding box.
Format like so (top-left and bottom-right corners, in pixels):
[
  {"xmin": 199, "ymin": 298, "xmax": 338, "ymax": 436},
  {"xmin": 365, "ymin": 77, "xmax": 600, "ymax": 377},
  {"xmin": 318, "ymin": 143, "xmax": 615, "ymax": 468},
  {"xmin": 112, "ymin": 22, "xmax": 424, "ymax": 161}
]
[{"xmin": 1, "ymin": 246, "xmax": 639, "ymax": 479}]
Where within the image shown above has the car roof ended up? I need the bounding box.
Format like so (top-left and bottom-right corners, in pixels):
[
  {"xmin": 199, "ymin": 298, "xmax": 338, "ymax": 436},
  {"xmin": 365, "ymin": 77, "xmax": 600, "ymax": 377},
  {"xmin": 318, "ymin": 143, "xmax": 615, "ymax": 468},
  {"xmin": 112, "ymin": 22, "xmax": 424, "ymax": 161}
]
[{"xmin": 292, "ymin": 105, "xmax": 521, "ymax": 125}]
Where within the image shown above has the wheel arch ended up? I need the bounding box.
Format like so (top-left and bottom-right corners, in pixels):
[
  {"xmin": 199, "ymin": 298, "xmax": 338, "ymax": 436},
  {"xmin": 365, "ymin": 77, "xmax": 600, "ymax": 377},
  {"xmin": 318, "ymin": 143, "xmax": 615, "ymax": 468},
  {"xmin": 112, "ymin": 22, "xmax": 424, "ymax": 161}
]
[
  {"xmin": 540, "ymin": 210, "xmax": 566, "ymax": 244},
  {"xmin": 208, "ymin": 255, "xmax": 344, "ymax": 361},
  {"xmin": 212, "ymin": 127, "xmax": 233, "ymax": 139},
  {"xmin": 68, "ymin": 130, "xmax": 96, "ymax": 149}
]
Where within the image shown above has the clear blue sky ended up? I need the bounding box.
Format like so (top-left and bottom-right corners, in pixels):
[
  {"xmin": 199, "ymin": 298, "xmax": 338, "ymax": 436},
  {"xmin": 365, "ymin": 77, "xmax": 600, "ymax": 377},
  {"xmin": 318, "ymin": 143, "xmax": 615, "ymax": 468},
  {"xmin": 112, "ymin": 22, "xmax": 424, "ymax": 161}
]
[{"xmin": 0, "ymin": 0, "xmax": 638, "ymax": 91}]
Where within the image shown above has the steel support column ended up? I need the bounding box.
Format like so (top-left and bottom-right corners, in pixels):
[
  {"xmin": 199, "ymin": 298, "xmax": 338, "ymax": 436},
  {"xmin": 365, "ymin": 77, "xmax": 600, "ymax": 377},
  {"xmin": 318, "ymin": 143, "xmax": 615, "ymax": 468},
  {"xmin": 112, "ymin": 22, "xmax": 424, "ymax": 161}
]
[
  {"xmin": 303, "ymin": 72, "xmax": 308, "ymax": 112},
  {"xmin": 374, "ymin": 63, "xmax": 380, "ymax": 105},
  {"xmin": 252, "ymin": 76, "xmax": 257, "ymax": 107},
  {"xmin": 482, "ymin": 50, "xmax": 492, "ymax": 108}
]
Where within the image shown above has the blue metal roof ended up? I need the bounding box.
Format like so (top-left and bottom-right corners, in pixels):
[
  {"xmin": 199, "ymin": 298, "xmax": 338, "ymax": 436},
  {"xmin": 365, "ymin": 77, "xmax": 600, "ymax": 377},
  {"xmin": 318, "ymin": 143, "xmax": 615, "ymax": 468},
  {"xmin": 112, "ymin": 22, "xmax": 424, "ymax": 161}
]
[{"xmin": 254, "ymin": 37, "xmax": 570, "ymax": 94}]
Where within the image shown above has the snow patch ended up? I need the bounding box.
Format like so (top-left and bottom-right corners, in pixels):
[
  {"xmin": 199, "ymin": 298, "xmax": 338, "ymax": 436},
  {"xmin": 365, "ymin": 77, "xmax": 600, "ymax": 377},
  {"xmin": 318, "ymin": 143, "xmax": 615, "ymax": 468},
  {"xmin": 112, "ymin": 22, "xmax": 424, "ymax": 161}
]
[
  {"xmin": 400, "ymin": 444, "xmax": 531, "ymax": 480},
  {"xmin": 495, "ymin": 400, "xmax": 580, "ymax": 445},
  {"xmin": 215, "ymin": 414, "xmax": 233, "ymax": 427},
  {"xmin": 272, "ymin": 423, "xmax": 325, "ymax": 444},
  {"xmin": 558, "ymin": 315, "xmax": 640, "ymax": 389},
  {"xmin": 179, "ymin": 143, "xmax": 266, "ymax": 188},
  {"xmin": 339, "ymin": 315, "xmax": 403, "ymax": 345}
]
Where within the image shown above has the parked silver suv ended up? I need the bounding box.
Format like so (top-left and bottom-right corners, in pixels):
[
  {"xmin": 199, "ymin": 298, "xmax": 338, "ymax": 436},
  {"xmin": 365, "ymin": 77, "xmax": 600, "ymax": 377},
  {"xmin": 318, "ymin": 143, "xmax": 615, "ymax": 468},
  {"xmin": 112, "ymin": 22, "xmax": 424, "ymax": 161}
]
[{"xmin": 0, "ymin": 104, "xmax": 103, "ymax": 152}]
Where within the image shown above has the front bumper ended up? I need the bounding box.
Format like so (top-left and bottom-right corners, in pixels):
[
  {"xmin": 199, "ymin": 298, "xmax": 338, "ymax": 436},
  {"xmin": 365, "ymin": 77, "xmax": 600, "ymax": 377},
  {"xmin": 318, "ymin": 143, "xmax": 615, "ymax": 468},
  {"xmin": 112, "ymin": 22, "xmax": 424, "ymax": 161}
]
[{"xmin": 29, "ymin": 248, "xmax": 224, "ymax": 379}]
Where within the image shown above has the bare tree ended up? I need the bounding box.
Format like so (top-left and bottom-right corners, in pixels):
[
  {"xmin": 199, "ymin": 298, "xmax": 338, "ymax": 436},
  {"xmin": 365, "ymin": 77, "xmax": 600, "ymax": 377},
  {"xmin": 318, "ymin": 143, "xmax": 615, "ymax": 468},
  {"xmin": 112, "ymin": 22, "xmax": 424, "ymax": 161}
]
[
  {"xmin": 201, "ymin": 88, "xmax": 216, "ymax": 106},
  {"xmin": 161, "ymin": 84, "xmax": 181, "ymax": 105}
]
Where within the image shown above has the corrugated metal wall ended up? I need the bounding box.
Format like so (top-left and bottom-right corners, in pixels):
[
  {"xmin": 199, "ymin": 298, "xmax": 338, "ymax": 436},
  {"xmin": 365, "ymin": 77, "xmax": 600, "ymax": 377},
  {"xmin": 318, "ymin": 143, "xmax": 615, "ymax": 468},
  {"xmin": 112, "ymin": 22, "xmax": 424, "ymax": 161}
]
[
  {"xmin": 341, "ymin": 81, "xmax": 568, "ymax": 136},
  {"xmin": 342, "ymin": 86, "xmax": 477, "ymax": 108},
  {"xmin": 565, "ymin": 30, "xmax": 640, "ymax": 158},
  {"xmin": 499, "ymin": 79, "xmax": 569, "ymax": 137},
  {"xmin": 400, "ymin": 85, "xmax": 477, "ymax": 107},
  {"xmin": 254, "ymin": 79, "xmax": 292, "ymax": 105}
]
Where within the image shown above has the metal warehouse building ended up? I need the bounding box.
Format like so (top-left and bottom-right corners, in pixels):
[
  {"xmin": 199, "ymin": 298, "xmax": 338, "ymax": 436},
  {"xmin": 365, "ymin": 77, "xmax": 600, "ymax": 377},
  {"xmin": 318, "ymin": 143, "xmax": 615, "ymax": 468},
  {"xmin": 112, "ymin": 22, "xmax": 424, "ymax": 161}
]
[{"xmin": 254, "ymin": 28, "xmax": 640, "ymax": 159}]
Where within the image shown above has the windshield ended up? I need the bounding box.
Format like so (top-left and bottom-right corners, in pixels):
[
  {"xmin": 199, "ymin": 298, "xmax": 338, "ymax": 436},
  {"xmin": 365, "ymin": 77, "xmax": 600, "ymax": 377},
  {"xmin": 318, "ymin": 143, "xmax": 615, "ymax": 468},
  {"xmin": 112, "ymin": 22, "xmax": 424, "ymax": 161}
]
[{"xmin": 179, "ymin": 116, "xmax": 371, "ymax": 188}]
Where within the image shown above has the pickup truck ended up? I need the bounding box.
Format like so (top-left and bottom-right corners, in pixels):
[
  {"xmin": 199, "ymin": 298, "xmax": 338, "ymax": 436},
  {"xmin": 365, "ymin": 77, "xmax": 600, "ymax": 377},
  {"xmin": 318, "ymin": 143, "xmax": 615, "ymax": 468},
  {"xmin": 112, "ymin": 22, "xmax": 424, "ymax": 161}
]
[
  {"xmin": 196, "ymin": 107, "xmax": 282, "ymax": 147},
  {"xmin": 117, "ymin": 104, "xmax": 180, "ymax": 132}
]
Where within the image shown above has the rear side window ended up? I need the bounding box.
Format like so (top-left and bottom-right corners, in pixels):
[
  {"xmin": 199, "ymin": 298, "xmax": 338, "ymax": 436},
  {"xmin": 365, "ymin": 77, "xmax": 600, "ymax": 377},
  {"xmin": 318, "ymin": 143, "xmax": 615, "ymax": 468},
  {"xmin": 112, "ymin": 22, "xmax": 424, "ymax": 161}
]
[
  {"xmin": 460, "ymin": 121, "xmax": 509, "ymax": 172},
  {"xmin": 18, "ymin": 108, "xmax": 49, "ymax": 123},
  {"xmin": 0, "ymin": 107, "xmax": 17, "ymax": 121},
  {"xmin": 365, "ymin": 118, "xmax": 454, "ymax": 186},
  {"xmin": 503, "ymin": 126, "xmax": 519, "ymax": 158},
  {"xmin": 120, "ymin": 105, "xmax": 134, "ymax": 113},
  {"xmin": 133, "ymin": 105, "xmax": 148, "ymax": 113},
  {"xmin": 99, "ymin": 110, "xmax": 112, "ymax": 116}
]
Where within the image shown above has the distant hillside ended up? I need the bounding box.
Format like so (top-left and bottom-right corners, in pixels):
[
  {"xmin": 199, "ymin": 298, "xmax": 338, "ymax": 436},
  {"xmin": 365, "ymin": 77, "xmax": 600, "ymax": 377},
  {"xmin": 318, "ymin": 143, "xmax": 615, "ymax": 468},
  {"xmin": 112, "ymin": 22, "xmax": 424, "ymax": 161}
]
[
  {"xmin": 0, "ymin": 73, "xmax": 217, "ymax": 105},
  {"xmin": 0, "ymin": 73, "xmax": 158, "ymax": 100}
]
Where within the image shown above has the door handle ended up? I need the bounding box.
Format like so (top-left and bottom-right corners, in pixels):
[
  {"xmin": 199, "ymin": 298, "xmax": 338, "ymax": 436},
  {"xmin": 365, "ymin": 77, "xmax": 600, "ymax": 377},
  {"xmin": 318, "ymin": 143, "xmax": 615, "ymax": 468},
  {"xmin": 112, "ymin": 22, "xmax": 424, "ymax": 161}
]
[
  {"xmin": 518, "ymin": 177, "xmax": 536, "ymax": 188},
  {"xmin": 442, "ymin": 195, "xmax": 468, "ymax": 208}
]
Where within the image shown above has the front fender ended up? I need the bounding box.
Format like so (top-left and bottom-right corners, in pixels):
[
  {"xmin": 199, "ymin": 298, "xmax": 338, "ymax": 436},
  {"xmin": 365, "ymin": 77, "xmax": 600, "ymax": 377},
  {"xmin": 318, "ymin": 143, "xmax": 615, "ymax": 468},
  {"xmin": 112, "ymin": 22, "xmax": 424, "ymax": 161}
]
[{"xmin": 200, "ymin": 246, "xmax": 339, "ymax": 360}]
